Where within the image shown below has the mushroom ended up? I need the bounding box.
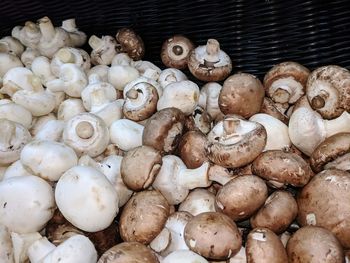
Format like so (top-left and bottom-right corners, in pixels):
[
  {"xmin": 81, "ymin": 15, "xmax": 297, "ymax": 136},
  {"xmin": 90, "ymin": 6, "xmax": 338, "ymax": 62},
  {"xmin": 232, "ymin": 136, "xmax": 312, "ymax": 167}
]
[
  {"xmin": 161, "ymin": 35, "xmax": 194, "ymax": 69},
  {"xmin": 30, "ymin": 113, "xmax": 56, "ymax": 136},
  {"xmin": 188, "ymin": 39, "xmax": 232, "ymax": 81},
  {"xmin": 31, "ymin": 56, "xmax": 56, "ymax": 85},
  {"xmin": 3, "ymin": 160, "xmax": 34, "ymax": 180},
  {"xmin": 198, "ymin": 82, "xmax": 222, "ymax": 121},
  {"xmin": 158, "ymin": 68, "xmax": 187, "ymax": 89},
  {"xmin": 163, "ymin": 250, "xmax": 208, "ymax": 263},
  {"xmin": 20, "ymin": 140, "xmax": 78, "ymax": 181},
  {"xmin": 152, "ymin": 155, "xmax": 211, "ymax": 205},
  {"xmin": 20, "ymin": 48, "xmax": 40, "ymax": 68},
  {"xmin": 132, "ymin": 60, "xmax": 161, "ymax": 78},
  {"xmin": 288, "ymin": 107, "xmax": 350, "ymax": 156},
  {"xmin": 142, "ymin": 107, "xmax": 186, "ymax": 155},
  {"xmin": 0, "ymin": 52, "xmax": 23, "ymax": 83},
  {"xmin": 34, "ymin": 119, "xmax": 65, "ymax": 142},
  {"xmin": 122, "ymin": 78, "xmax": 159, "ymax": 121},
  {"xmin": 89, "ymin": 35, "xmax": 117, "ymax": 65},
  {"xmin": 88, "ymin": 65, "xmax": 109, "ymax": 83},
  {"xmin": 263, "ymin": 61, "xmax": 310, "ymax": 105},
  {"xmin": 150, "ymin": 211, "xmax": 192, "ymax": 256},
  {"xmin": 310, "ymin": 132, "xmax": 350, "ymax": 172},
  {"xmin": 297, "ymin": 169, "xmax": 350, "ymax": 248},
  {"xmin": 286, "ymin": 226, "xmax": 344, "ymax": 262},
  {"xmin": 219, "ymin": 73, "xmax": 265, "ymax": 118},
  {"xmin": 46, "ymin": 63, "xmax": 88, "ymax": 97},
  {"xmin": 111, "ymin": 52, "xmax": 133, "ymax": 66},
  {"xmin": 63, "ymin": 113, "xmax": 109, "ymax": 157},
  {"xmin": 184, "ymin": 212, "xmax": 242, "ymax": 260},
  {"xmin": 306, "ymin": 65, "xmax": 350, "ymax": 119},
  {"xmin": 57, "ymin": 98, "xmax": 86, "ymax": 121},
  {"xmin": 0, "ymin": 119, "xmax": 31, "ymax": 166},
  {"xmin": 157, "ymin": 80, "xmax": 200, "ymax": 115},
  {"xmin": 0, "ymin": 101, "xmax": 32, "ymax": 128},
  {"xmin": 55, "ymin": 165, "xmax": 119, "ymax": 232},
  {"xmin": 12, "ymin": 21, "xmax": 41, "ymax": 49},
  {"xmin": 260, "ymin": 97, "xmax": 289, "ymax": 124},
  {"xmin": 216, "ymin": 175, "xmax": 268, "ymax": 221},
  {"xmin": 28, "ymin": 234, "xmax": 97, "ymax": 263},
  {"xmin": 206, "ymin": 115, "xmax": 267, "ymax": 168},
  {"xmin": 119, "ymin": 190, "xmax": 170, "ymax": 244},
  {"xmin": 178, "ymin": 130, "xmax": 209, "ymax": 169},
  {"xmin": 98, "ymin": 242, "xmax": 159, "ymax": 263},
  {"xmin": 11, "ymin": 231, "xmax": 43, "ymax": 263},
  {"xmin": 37, "ymin": 16, "xmax": 70, "ymax": 58},
  {"xmin": 109, "ymin": 119, "xmax": 144, "ymax": 151},
  {"xmin": 61, "ymin": 18, "xmax": 87, "ymax": 47},
  {"xmin": 108, "ymin": 64, "xmax": 140, "ymax": 90},
  {"xmin": 246, "ymin": 227, "xmax": 288, "ymax": 263},
  {"xmin": 0, "ymin": 224, "xmax": 14, "ymax": 263},
  {"xmin": 249, "ymin": 113, "xmax": 291, "ymax": 151},
  {"xmin": 121, "ymin": 145, "xmax": 162, "ymax": 191},
  {"xmin": 178, "ymin": 188, "xmax": 216, "ymax": 216},
  {"xmin": 0, "ymin": 175, "xmax": 55, "ymax": 233},
  {"xmin": 252, "ymin": 150, "xmax": 313, "ymax": 188},
  {"xmin": 115, "ymin": 28, "xmax": 145, "ymax": 60},
  {"xmin": 0, "ymin": 36, "xmax": 24, "ymax": 56},
  {"xmin": 250, "ymin": 191, "xmax": 298, "ymax": 234}
]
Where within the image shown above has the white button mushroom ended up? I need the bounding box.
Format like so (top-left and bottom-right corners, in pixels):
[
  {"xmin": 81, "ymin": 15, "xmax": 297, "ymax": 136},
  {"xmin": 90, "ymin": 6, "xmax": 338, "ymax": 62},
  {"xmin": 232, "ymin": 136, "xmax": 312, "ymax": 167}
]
[
  {"xmin": 0, "ymin": 101, "xmax": 32, "ymax": 129},
  {"xmin": 0, "ymin": 175, "xmax": 55, "ymax": 234},
  {"xmin": 0, "ymin": 224, "xmax": 14, "ymax": 263},
  {"xmin": 162, "ymin": 250, "xmax": 209, "ymax": 263},
  {"xmin": 87, "ymin": 65, "xmax": 109, "ymax": 83},
  {"xmin": 0, "ymin": 36, "xmax": 25, "ymax": 57},
  {"xmin": 198, "ymin": 82, "xmax": 222, "ymax": 120},
  {"xmin": 109, "ymin": 119, "xmax": 144, "ymax": 151},
  {"xmin": 89, "ymin": 35, "xmax": 117, "ymax": 65},
  {"xmin": 158, "ymin": 68, "xmax": 187, "ymax": 89},
  {"xmin": 3, "ymin": 160, "xmax": 34, "ymax": 180},
  {"xmin": 12, "ymin": 21, "xmax": 41, "ymax": 49},
  {"xmin": 61, "ymin": 18, "xmax": 87, "ymax": 48},
  {"xmin": 11, "ymin": 231, "xmax": 42, "ymax": 263},
  {"xmin": 55, "ymin": 165, "xmax": 119, "ymax": 232},
  {"xmin": 0, "ymin": 52, "xmax": 23, "ymax": 84},
  {"xmin": 108, "ymin": 64, "xmax": 140, "ymax": 91},
  {"xmin": 63, "ymin": 113, "xmax": 109, "ymax": 157},
  {"xmin": 31, "ymin": 56, "xmax": 56, "ymax": 86},
  {"xmin": 57, "ymin": 98, "xmax": 86, "ymax": 121},
  {"xmin": 20, "ymin": 48, "xmax": 41, "ymax": 68},
  {"xmin": 34, "ymin": 119, "xmax": 65, "ymax": 142},
  {"xmin": 178, "ymin": 188, "xmax": 216, "ymax": 216}
]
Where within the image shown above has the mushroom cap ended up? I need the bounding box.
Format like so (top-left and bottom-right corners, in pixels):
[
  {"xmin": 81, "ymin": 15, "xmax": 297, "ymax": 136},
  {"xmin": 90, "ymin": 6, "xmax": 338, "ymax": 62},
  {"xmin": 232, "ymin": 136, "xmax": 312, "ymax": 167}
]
[
  {"xmin": 219, "ymin": 73, "xmax": 265, "ymax": 118},
  {"xmin": 116, "ymin": 28, "xmax": 145, "ymax": 60},
  {"xmin": 252, "ymin": 150, "xmax": 313, "ymax": 188},
  {"xmin": 178, "ymin": 130, "xmax": 208, "ymax": 169},
  {"xmin": 310, "ymin": 132, "xmax": 350, "ymax": 173},
  {"xmin": 161, "ymin": 35, "xmax": 194, "ymax": 69},
  {"xmin": 206, "ymin": 115, "xmax": 267, "ymax": 168},
  {"xmin": 63, "ymin": 113, "xmax": 109, "ymax": 157},
  {"xmin": 188, "ymin": 39, "xmax": 232, "ymax": 82},
  {"xmin": 260, "ymin": 97, "xmax": 289, "ymax": 124},
  {"xmin": 216, "ymin": 175, "xmax": 268, "ymax": 221},
  {"xmin": 121, "ymin": 145, "xmax": 162, "ymax": 191},
  {"xmin": 0, "ymin": 175, "xmax": 55, "ymax": 234},
  {"xmin": 20, "ymin": 140, "xmax": 78, "ymax": 181},
  {"xmin": 297, "ymin": 169, "xmax": 350, "ymax": 248},
  {"xmin": 250, "ymin": 191, "xmax": 298, "ymax": 234},
  {"xmin": 184, "ymin": 211, "xmax": 242, "ymax": 260},
  {"xmin": 98, "ymin": 242, "xmax": 158, "ymax": 263},
  {"xmin": 55, "ymin": 165, "xmax": 119, "ymax": 232},
  {"xmin": 306, "ymin": 65, "xmax": 350, "ymax": 119},
  {"xmin": 246, "ymin": 227, "xmax": 288, "ymax": 263},
  {"xmin": 286, "ymin": 226, "xmax": 344, "ymax": 263},
  {"xmin": 142, "ymin": 107, "xmax": 185, "ymax": 155},
  {"xmin": 263, "ymin": 61, "xmax": 310, "ymax": 104},
  {"xmin": 119, "ymin": 190, "xmax": 170, "ymax": 244}
]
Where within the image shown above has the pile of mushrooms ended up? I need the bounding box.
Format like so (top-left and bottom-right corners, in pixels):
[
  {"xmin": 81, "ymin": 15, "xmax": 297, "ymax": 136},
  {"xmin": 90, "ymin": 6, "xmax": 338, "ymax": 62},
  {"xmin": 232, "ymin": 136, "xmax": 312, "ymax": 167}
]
[{"xmin": 0, "ymin": 15, "xmax": 350, "ymax": 263}]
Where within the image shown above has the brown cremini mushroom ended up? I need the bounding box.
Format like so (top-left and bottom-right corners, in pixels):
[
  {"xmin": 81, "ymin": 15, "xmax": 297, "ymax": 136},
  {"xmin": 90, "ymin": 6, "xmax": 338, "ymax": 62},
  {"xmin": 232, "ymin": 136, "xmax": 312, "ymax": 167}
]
[
  {"xmin": 246, "ymin": 228, "xmax": 288, "ymax": 263},
  {"xmin": 260, "ymin": 97, "xmax": 289, "ymax": 124},
  {"xmin": 286, "ymin": 226, "xmax": 344, "ymax": 263},
  {"xmin": 206, "ymin": 115, "xmax": 267, "ymax": 168},
  {"xmin": 216, "ymin": 175, "xmax": 268, "ymax": 221},
  {"xmin": 161, "ymin": 35, "xmax": 194, "ymax": 69},
  {"xmin": 250, "ymin": 191, "xmax": 298, "ymax": 234},
  {"xmin": 297, "ymin": 169, "xmax": 350, "ymax": 248},
  {"xmin": 219, "ymin": 73, "xmax": 265, "ymax": 118},
  {"xmin": 119, "ymin": 190, "xmax": 170, "ymax": 245},
  {"xmin": 306, "ymin": 65, "xmax": 350, "ymax": 119},
  {"xmin": 188, "ymin": 39, "xmax": 232, "ymax": 82},
  {"xmin": 116, "ymin": 28, "xmax": 145, "ymax": 60},
  {"xmin": 98, "ymin": 242, "xmax": 159, "ymax": 263},
  {"xmin": 263, "ymin": 61, "xmax": 310, "ymax": 105},
  {"xmin": 120, "ymin": 145, "xmax": 162, "ymax": 191},
  {"xmin": 252, "ymin": 150, "xmax": 313, "ymax": 188},
  {"xmin": 142, "ymin": 107, "xmax": 185, "ymax": 155},
  {"xmin": 310, "ymin": 132, "xmax": 350, "ymax": 173},
  {"xmin": 184, "ymin": 212, "xmax": 242, "ymax": 260}
]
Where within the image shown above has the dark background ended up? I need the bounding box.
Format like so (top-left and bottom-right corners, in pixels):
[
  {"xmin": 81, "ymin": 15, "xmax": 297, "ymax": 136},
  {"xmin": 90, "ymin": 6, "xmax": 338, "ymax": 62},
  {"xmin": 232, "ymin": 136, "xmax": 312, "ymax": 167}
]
[{"xmin": 1, "ymin": 0, "xmax": 350, "ymax": 79}]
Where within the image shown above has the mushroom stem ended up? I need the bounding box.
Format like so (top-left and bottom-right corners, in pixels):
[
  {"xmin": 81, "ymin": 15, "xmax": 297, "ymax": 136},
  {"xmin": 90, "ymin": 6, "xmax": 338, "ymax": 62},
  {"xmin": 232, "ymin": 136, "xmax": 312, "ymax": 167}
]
[
  {"xmin": 28, "ymin": 237, "xmax": 56, "ymax": 263},
  {"xmin": 177, "ymin": 162, "xmax": 211, "ymax": 189},
  {"xmin": 56, "ymin": 48, "xmax": 75, "ymax": 63},
  {"xmin": 38, "ymin": 17, "xmax": 56, "ymax": 41},
  {"xmin": 126, "ymin": 88, "xmax": 139, "ymax": 99},
  {"xmin": 272, "ymin": 88, "xmax": 291, "ymax": 104},
  {"xmin": 0, "ymin": 41, "xmax": 9, "ymax": 53},
  {"xmin": 0, "ymin": 120, "xmax": 15, "ymax": 148},
  {"xmin": 172, "ymin": 45, "xmax": 183, "ymax": 56},
  {"xmin": 311, "ymin": 95, "xmax": 326, "ymax": 109},
  {"xmin": 205, "ymin": 39, "xmax": 220, "ymax": 63},
  {"xmin": 223, "ymin": 118, "xmax": 240, "ymax": 136},
  {"xmin": 28, "ymin": 75, "xmax": 43, "ymax": 91},
  {"xmin": 324, "ymin": 111, "xmax": 350, "ymax": 137},
  {"xmin": 61, "ymin": 19, "xmax": 77, "ymax": 32},
  {"xmin": 208, "ymin": 165, "xmax": 234, "ymax": 185},
  {"xmin": 88, "ymin": 35, "xmax": 103, "ymax": 49},
  {"xmin": 75, "ymin": 121, "xmax": 94, "ymax": 139}
]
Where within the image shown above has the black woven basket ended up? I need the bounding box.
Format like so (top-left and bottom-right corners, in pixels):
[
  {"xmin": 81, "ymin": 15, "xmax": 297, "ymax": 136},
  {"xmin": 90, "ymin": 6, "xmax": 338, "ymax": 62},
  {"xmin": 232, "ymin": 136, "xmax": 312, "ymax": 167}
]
[{"xmin": 1, "ymin": 0, "xmax": 350, "ymax": 78}]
